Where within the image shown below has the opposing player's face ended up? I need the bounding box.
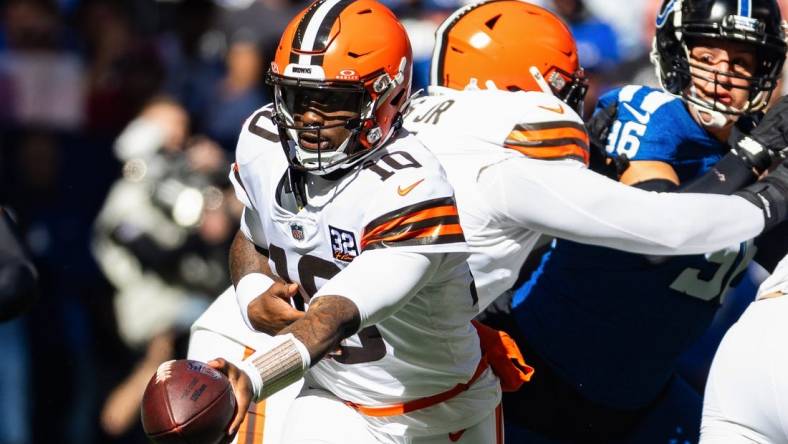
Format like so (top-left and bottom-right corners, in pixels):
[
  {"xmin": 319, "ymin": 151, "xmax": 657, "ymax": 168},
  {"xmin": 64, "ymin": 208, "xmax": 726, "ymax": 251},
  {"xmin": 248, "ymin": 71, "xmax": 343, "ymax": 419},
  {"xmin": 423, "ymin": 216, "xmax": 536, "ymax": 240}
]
[
  {"xmin": 688, "ymin": 39, "xmax": 756, "ymax": 112},
  {"xmin": 287, "ymin": 88, "xmax": 362, "ymax": 152}
]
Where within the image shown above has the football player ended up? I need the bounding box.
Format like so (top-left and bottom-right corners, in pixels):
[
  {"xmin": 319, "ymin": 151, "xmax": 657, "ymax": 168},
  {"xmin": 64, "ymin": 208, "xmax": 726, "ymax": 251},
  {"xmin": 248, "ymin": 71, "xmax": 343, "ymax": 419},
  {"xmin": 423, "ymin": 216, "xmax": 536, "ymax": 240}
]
[
  {"xmin": 206, "ymin": 1, "xmax": 504, "ymax": 442},
  {"xmin": 700, "ymin": 253, "xmax": 788, "ymax": 443},
  {"xmin": 505, "ymin": 0, "xmax": 788, "ymax": 442}
]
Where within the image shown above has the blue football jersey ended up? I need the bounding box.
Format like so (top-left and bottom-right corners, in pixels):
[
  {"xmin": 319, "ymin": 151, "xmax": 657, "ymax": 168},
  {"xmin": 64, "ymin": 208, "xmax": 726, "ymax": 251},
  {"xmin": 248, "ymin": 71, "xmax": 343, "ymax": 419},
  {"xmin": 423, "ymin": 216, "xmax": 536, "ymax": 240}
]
[{"xmin": 512, "ymin": 85, "xmax": 755, "ymax": 409}]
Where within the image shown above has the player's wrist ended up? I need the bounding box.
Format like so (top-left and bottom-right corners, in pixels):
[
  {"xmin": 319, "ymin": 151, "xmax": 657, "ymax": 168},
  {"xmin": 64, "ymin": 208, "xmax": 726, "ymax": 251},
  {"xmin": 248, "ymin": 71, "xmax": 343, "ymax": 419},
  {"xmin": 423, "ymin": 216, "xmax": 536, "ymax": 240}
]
[
  {"xmin": 730, "ymin": 135, "xmax": 773, "ymax": 174},
  {"xmin": 241, "ymin": 333, "xmax": 311, "ymax": 402},
  {"xmin": 235, "ymin": 273, "xmax": 276, "ymax": 330},
  {"xmin": 237, "ymin": 359, "xmax": 264, "ymax": 401},
  {"xmin": 734, "ymin": 160, "xmax": 788, "ymax": 232}
]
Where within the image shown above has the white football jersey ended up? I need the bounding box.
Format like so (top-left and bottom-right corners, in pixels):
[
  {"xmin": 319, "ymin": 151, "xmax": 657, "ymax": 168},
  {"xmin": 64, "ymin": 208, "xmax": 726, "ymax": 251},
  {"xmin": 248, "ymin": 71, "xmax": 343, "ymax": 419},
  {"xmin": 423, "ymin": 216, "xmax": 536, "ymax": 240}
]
[
  {"xmin": 404, "ymin": 86, "xmax": 589, "ymax": 309},
  {"xmin": 230, "ymin": 104, "xmax": 500, "ymax": 436}
]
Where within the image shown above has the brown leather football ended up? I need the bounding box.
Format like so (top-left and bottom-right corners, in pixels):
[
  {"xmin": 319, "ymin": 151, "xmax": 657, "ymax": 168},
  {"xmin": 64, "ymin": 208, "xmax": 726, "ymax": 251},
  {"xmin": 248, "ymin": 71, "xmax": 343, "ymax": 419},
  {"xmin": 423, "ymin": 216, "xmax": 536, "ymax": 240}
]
[{"xmin": 141, "ymin": 359, "xmax": 236, "ymax": 444}]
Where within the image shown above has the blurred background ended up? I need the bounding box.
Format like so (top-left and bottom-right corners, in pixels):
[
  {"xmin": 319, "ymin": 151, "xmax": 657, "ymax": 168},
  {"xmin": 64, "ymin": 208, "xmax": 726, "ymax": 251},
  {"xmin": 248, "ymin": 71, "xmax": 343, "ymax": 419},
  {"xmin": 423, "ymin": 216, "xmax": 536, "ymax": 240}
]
[{"xmin": 0, "ymin": 0, "xmax": 783, "ymax": 443}]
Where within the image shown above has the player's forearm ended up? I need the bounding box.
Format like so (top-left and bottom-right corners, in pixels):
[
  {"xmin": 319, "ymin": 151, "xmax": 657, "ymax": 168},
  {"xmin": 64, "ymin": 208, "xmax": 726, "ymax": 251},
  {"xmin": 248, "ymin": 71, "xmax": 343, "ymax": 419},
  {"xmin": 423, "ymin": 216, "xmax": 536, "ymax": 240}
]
[
  {"xmin": 488, "ymin": 159, "xmax": 764, "ymax": 255},
  {"xmin": 239, "ymin": 295, "xmax": 360, "ymax": 401},
  {"xmin": 280, "ymin": 295, "xmax": 360, "ymax": 363},
  {"xmin": 678, "ymin": 152, "xmax": 758, "ymax": 195},
  {"xmin": 230, "ymin": 229, "xmax": 288, "ymax": 331}
]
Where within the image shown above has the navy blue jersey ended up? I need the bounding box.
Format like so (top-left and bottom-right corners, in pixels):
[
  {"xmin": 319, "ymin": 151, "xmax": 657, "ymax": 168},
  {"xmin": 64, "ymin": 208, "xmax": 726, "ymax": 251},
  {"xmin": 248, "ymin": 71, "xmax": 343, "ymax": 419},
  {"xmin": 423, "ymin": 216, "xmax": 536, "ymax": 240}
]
[{"xmin": 511, "ymin": 85, "xmax": 755, "ymax": 409}]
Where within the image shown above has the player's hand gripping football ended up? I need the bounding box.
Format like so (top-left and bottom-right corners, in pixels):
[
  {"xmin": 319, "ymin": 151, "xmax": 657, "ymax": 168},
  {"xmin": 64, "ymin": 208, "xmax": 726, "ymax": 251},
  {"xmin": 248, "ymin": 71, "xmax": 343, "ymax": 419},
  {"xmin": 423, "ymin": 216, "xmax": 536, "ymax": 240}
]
[
  {"xmin": 247, "ymin": 282, "xmax": 305, "ymax": 335},
  {"xmin": 731, "ymin": 95, "xmax": 788, "ymax": 173},
  {"xmin": 207, "ymin": 358, "xmax": 253, "ymax": 439}
]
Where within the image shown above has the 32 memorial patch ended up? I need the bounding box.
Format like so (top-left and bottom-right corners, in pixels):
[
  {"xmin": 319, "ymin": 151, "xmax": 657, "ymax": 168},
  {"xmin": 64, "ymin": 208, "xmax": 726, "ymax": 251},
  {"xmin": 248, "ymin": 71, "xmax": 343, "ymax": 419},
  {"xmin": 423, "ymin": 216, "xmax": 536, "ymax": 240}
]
[{"xmin": 329, "ymin": 226, "xmax": 358, "ymax": 262}]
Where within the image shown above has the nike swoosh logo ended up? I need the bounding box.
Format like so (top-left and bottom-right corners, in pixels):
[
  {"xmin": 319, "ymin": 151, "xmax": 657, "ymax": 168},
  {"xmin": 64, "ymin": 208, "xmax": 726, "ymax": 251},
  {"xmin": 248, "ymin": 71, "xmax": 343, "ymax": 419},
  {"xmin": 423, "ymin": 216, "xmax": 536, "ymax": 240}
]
[
  {"xmin": 622, "ymin": 102, "xmax": 650, "ymax": 125},
  {"xmin": 538, "ymin": 104, "xmax": 564, "ymax": 114},
  {"xmin": 397, "ymin": 178, "xmax": 425, "ymax": 196}
]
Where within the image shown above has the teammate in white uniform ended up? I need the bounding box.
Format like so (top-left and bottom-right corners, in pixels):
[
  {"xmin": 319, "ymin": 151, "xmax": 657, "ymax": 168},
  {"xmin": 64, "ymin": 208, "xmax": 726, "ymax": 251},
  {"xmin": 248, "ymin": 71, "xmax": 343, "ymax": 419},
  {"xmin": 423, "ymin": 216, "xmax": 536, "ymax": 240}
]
[
  {"xmin": 700, "ymin": 253, "xmax": 788, "ymax": 444},
  {"xmin": 202, "ymin": 1, "xmax": 502, "ymax": 442},
  {"xmin": 401, "ymin": 0, "xmax": 788, "ymax": 309}
]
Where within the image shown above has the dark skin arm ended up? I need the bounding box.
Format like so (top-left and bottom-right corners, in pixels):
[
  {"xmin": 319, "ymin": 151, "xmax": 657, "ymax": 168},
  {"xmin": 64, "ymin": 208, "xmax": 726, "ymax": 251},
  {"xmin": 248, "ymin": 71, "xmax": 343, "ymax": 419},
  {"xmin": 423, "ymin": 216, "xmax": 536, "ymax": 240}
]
[
  {"xmin": 209, "ymin": 294, "xmax": 360, "ymax": 436},
  {"xmin": 279, "ymin": 295, "xmax": 360, "ymax": 363},
  {"xmin": 229, "ymin": 229, "xmax": 274, "ymax": 287},
  {"xmin": 229, "ymin": 229, "xmax": 303, "ymax": 334}
]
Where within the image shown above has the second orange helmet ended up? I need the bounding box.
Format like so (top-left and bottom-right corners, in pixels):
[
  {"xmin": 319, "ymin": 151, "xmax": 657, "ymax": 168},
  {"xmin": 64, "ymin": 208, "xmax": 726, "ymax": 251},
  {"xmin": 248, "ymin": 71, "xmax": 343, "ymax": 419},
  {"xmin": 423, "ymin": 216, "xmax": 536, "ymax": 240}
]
[{"xmin": 431, "ymin": 0, "xmax": 587, "ymax": 112}]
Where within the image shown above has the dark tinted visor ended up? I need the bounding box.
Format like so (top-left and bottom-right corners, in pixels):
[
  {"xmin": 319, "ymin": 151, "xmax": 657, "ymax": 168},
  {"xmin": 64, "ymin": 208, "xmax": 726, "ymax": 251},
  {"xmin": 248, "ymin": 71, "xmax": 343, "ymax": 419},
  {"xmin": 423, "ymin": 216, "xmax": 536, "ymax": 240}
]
[{"xmin": 280, "ymin": 85, "xmax": 365, "ymax": 116}]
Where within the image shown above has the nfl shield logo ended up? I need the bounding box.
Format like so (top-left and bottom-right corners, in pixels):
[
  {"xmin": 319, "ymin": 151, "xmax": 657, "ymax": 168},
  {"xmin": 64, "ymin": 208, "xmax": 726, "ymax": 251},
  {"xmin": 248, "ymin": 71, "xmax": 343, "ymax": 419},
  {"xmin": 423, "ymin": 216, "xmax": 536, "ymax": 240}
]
[{"xmin": 291, "ymin": 223, "xmax": 305, "ymax": 240}]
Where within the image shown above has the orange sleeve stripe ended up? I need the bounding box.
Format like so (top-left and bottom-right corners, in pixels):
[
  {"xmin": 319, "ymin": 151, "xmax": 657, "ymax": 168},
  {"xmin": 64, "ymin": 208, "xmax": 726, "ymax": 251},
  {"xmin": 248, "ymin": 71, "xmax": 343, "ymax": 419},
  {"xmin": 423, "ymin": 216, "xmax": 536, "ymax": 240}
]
[
  {"xmin": 362, "ymin": 223, "xmax": 464, "ymax": 249},
  {"xmin": 504, "ymin": 143, "xmax": 590, "ymax": 165},
  {"xmin": 362, "ymin": 205, "xmax": 459, "ymax": 241},
  {"xmin": 506, "ymin": 126, "xmax": 588, "ymax": 145}
]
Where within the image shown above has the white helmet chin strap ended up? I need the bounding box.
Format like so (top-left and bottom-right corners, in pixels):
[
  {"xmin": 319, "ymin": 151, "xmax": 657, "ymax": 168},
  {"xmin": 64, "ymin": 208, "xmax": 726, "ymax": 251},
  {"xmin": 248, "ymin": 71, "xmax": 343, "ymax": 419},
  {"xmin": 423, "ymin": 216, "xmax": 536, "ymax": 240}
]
[
  {"xmin": 689, "ymin": 102, "xmax": 732, "ymax": 129},
  {"xmin": 686, "ymin": 84, "xmax": 739, "ymax": 130}
]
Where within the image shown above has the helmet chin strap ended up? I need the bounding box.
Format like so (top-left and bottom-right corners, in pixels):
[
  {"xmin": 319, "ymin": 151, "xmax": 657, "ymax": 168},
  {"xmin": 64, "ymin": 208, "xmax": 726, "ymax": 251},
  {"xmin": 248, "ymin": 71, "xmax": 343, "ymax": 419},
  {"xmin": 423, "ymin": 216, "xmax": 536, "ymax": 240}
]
[
  {"xmin": 689, "ymin": 102, "xmax": 731, "ymax": 129},
  {"xmin": 529, "ymin": 66, "xmax": 554, "ymax": 96},
  {"xmin": 686, "ymin": 85, "xmax": 738, "ymax": 130}
]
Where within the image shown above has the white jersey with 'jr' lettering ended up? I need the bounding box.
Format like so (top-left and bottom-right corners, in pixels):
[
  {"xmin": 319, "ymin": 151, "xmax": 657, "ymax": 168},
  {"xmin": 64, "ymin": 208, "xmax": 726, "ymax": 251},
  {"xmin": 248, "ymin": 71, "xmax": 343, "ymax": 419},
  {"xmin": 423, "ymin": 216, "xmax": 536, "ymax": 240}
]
[{"xmin": 403, "ymin": 86, "xmax": 765, "ymax": 311}]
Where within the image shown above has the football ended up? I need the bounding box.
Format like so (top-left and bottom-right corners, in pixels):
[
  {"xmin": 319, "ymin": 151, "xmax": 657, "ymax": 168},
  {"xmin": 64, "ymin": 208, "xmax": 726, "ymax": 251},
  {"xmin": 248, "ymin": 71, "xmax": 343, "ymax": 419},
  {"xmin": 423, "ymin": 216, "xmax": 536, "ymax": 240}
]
[{"xmin": 141, "ymin": 359, "xmax": 237, "ymax": 444}]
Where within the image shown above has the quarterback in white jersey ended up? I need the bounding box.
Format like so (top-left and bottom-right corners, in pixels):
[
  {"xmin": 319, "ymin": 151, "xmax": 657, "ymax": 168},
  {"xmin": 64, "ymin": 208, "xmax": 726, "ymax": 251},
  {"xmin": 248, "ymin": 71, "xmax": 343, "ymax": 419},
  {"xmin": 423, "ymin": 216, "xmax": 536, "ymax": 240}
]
[
  {"xmin": 204, "ymin": 1, "xmax": 503, "ymax": 443},
  {"xmin": 229, "ymin": 103, "xmax": 499, "ymax": 438}
]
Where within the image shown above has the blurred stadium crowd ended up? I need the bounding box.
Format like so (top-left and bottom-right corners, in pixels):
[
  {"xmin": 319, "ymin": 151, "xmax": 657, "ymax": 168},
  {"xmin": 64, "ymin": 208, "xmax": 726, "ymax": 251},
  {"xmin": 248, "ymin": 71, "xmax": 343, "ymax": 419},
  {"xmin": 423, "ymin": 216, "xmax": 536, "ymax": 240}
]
[{"xmin": 0, "ymin": 0, "xmax": 783, "ymax": 443}]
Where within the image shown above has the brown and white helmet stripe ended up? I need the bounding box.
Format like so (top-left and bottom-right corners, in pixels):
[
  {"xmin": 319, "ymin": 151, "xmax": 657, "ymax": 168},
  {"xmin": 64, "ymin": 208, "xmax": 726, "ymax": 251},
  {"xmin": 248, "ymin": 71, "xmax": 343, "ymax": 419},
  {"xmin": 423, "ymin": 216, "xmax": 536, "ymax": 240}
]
[{"xmin": 289, "ymin": 0, "xmax": 356, "ymax": 66}]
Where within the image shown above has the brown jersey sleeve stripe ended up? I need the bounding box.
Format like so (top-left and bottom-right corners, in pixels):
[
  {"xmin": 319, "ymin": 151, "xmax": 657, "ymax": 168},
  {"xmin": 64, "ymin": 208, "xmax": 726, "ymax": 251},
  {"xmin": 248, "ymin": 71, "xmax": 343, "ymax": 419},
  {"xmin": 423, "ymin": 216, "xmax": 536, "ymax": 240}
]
[
  {"xmin": 513, "ymin": 120, "xmax": 586, "ymax": 132},
  {"xmin": 363, "ymin": 206, "xmax": 459, "ymax": 241},
  {"xmin": 504, "ymin": 143, "xmax": 590, "ymax": 165},
  {"xmin": 363, "ymin": 196, "xmax": 458, "ymax": 234},
  {"xmin": 507, "ymin": 126, "xmax": 588, "ymax": 148},
  {"xmin": 363, "ymin": 231, "xmax": 466, "ymax": 251},
  {"xmin": 363, "ymin": 214, "xmax": 461, "ymax": 245},
  {"xmin": 361, "ymin": 213, "xmax": 462, "ymax": 250},
  {"xmin": 362, "ymin": 197, "xmax": 465, "ymax": 250}
]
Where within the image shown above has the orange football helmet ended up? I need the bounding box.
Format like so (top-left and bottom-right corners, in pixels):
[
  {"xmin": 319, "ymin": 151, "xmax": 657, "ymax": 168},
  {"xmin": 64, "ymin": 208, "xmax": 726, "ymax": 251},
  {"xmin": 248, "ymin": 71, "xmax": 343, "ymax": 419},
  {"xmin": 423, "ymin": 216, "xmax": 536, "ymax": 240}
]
[
  {"xmin": 268, "ymin": 0, "xmax": 412, "ymax": 175},
  {"xmin": 431, "ymin": 0, "xmax": 587, "ymax": 112}
]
